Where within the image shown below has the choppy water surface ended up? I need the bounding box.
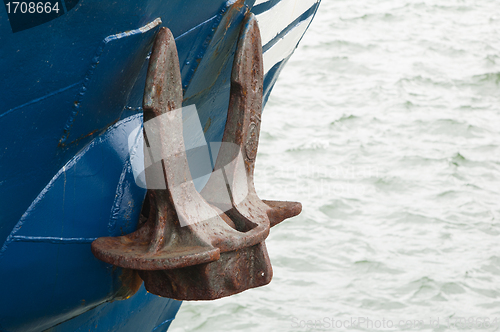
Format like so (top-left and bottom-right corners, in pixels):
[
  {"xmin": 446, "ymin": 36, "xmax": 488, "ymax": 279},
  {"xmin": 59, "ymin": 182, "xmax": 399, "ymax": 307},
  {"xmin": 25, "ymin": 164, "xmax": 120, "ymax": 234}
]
[{"xmin": 170, "ymin": 1, "xmax": 500, "ymax": 331}]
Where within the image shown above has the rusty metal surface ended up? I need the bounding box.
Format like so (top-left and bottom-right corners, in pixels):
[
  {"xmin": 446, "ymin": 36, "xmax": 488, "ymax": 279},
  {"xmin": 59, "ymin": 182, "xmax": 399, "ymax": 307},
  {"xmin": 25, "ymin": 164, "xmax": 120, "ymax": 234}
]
[
  {"xmin": 264, "ymin": 200, "xmax": 303, "ymax": 228},
  {"xmin": 139, "ymin": 242, "xmax": 273, "ymax": 300},
  {"xmin": 91, "ymin": 13, "xmax": 302, "ymax": 300}
]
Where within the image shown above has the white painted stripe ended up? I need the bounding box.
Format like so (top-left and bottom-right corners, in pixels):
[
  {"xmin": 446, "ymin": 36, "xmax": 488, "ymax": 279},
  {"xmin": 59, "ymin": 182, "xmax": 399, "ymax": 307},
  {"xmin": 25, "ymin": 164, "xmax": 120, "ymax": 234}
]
[
  {"xmin": 254, "ymin": 0, "xmax": 268, "ymax": 5},
  {"xmin": 255, "ymin": 0, "xmax": 317, "ymax": 47},
  {"xmin": 262, "ymin": 15, "xmax": 313, "ymax": 73},
  {"xmin": 104, "ymin": 18, "xmax": 162, "ymax": 42}
]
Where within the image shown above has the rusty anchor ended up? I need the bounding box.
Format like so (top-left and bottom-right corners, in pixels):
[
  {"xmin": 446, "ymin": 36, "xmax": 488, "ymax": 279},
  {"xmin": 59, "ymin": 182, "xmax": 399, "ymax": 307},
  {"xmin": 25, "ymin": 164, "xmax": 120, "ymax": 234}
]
[{"xmin": 91, "ymin": 13, "xmax": 301, "ymax": 300}]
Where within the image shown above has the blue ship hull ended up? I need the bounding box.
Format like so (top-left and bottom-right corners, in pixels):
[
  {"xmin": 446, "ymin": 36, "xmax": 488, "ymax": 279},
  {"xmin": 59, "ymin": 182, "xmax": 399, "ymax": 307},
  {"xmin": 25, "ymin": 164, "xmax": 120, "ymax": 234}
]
[{"xmin": 0, "ymin": 0, "xmax": 320, "ymax": 331}]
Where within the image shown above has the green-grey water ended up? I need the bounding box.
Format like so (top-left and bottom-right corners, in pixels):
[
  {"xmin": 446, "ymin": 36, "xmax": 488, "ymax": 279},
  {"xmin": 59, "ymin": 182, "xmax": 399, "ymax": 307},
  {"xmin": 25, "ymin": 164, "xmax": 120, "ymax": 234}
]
[{"xmin": 170, "ymin": 0, "xmax": 500, "ymax": 331}]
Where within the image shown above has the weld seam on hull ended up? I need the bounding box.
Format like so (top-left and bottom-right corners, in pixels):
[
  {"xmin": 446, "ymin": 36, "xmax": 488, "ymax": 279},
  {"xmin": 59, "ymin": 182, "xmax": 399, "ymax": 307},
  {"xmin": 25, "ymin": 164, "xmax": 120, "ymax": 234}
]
[
  {"xmin": 0, "ymin": 81, "xmax": 82, "ymax": 120},
  {"xmin": 11, "ymin": 236, "xmax": 98, "ymax": 244}
]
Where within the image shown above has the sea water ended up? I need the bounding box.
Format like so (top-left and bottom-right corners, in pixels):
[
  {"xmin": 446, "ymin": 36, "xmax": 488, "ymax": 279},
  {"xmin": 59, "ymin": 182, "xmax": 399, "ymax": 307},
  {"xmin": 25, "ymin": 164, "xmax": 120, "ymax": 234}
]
[{"xmin": 170, "ymin": 0, "xmax": 500, "ymax": 331}]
